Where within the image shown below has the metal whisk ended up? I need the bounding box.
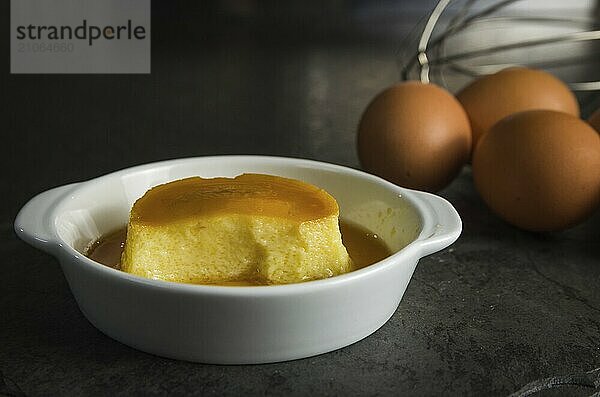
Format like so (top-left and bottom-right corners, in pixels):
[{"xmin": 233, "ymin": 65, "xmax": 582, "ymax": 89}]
[{"xmin": 400, "ymin": 0, "xmax": 600, "ymax": 104}]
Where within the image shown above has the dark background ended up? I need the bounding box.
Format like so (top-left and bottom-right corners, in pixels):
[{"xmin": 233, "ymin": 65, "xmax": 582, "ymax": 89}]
[
  {"xmin": 2, "ymin": 1, "xmax": 600, "ymax": 396},
  {"xmin": 1, "ymin": 0, "xmax": 433, "ymax": 224}
]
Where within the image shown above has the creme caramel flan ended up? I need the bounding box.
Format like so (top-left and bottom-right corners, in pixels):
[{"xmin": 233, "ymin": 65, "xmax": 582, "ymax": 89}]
[{"xmin": 120, "ymin": 174, "xmax": 354, "ymax": 284}]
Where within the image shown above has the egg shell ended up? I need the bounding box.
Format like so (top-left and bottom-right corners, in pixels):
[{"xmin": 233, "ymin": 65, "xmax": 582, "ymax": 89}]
[
  {"xmin": 457, "ymin": 67, "xmax": 580, "ymax": 152},
  {"xmin": 589, "ymin": 107, "xmax": 600, "ymax": 133},
  {"xmin": 357, "ymin": 82, "xmax": 471, "ymax": 192},
  {"xmin": 473, "ymin": 110, "xmax": 600, "ymax": 232}
]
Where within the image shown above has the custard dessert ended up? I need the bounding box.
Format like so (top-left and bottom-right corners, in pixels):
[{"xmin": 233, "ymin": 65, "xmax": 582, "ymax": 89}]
[
  {"xmin": 88, "ymin": 221, "xmax": 391, "ymax": 286},
  {"xmin": 120, "ymin": 174, "xmax": 355, "ymax": 285}
]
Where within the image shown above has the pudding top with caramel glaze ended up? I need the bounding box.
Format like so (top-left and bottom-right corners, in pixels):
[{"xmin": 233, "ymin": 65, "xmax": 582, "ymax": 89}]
[{"xmin": 131, "ymin": 173, "xmax": 339, "ymax": 225}]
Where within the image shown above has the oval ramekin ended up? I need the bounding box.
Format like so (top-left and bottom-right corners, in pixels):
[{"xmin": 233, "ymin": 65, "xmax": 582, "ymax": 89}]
[{"xmin": 15, "ymin": 156, "xmax": 461, "ymax": 364}]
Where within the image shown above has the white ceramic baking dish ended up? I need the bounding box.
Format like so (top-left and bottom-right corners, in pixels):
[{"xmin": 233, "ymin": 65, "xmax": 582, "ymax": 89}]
[{"xmin": 14, "ymin": 156, "xmax": 461, "ymax": 364}]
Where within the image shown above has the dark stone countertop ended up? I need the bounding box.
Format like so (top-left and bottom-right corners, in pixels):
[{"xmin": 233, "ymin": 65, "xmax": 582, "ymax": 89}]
[{"xmin": 2, "ymin": 2, "xmax": 599, "ymax": 396}]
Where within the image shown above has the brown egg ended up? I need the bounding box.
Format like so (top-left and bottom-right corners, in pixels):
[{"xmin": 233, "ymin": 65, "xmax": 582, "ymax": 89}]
[
  {"xmin": 357, "ymin": 82, "xmax": 471, "ymax": 192},
  {"xmin": 457, "ymin": 67, "xmax": 580, "ymax": 152},
  {"xmin": 589, "ymin": 108, "xmax": 600, "ymax": 133},
  {"xmin": 473, "ymin": 110, "xmax": 600, "ymax": 232}
]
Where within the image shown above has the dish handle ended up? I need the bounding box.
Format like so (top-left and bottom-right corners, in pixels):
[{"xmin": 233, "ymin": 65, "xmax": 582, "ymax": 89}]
[
  {"xmin": 14, "ymin": 183, "xmax": 79, "ymax": 255},
  {"xmin": 412, "ymin": 190, "xmax": 462, "ymax": 257}
]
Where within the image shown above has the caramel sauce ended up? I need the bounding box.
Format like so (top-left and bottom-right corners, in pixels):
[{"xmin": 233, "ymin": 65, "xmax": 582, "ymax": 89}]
[
  {"xmin": 132, "ymin": 174, "xmax": 339, "ymax": 225},
  {"xmin": 86, "ymin": 220, "xmax": 392, "ymax": 285}
]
